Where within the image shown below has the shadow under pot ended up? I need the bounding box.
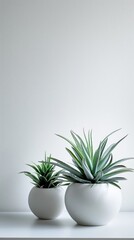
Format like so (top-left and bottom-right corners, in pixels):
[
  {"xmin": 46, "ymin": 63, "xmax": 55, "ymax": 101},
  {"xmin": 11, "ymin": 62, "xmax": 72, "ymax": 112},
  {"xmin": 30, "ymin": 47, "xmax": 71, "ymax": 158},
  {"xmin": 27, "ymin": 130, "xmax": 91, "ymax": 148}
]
[
  {"xmin": 28, "ymin": 186, "xmax": 64, "ymax": 219},
  {"xmin": 65, "ymin": 183, "xmax": 122, "ymax": 226}
]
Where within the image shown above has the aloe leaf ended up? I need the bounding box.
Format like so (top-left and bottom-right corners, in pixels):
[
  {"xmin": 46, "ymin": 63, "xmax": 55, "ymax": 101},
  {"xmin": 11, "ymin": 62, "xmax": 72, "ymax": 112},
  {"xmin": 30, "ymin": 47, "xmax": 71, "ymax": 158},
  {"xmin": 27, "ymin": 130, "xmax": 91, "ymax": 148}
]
[
  {"xmin": 101, "ymin": 168, "xmax": 133, "ymax": 180},
  {"xmin": 109, "ymin": 182, "xmax": 121, "ymax": 189},
  {"xmin": 23, "ymin": 172, "xmax": 39, "ymax": 183},
  {"xmin": 71, "ymin": 131, "xmax": 87, "ymax": 150},
  {"xmin": 102, "ymin": 135, "xmax": 128, "ymax": 160},
  {"xmin": 61, "ymin": 173, "xmax": 78, "ymax": 183},
  {"xmin": 48, "ymin": 179, "xmax": 61, "ymax": 188},
  {"xmin": 105, "ymin": 154, "xmax": 113, "ymax": 166},
  {"xmin": 56, "ymin": 134, "xmax": 76, "ymax": 148},
  {"xmin": 102, "ymin": 176, "xmax": 127, "ymax": 181},
  {"xmin": 40, "ymin": 175, "xmax": 48, "ymax": 182},
  {"xmin": 66, "ymin": 148, "xmax": 81, "ymax": 166},
  {"xmin": 93, "ymin": 139, "xmax": 109, "ymax": 172},
  {"xmin": 45, "ymin": 171, "xmax": 53, "ymax": 179},
  {"xmin": 51, "ymin": 157, "xmax": 83, "ymax": 178},
  {"xmin": 103, "ymin": 165, "xmax": 126, "ymax": 174},
  {"xmin": 94, "ymin": 170, "xmax": 103, "ymax": 181},
  {"xmin": 62, "ymin": 171, "xmax": 92, "ymax": 183},
  {"xmin": 22, "ymin": 152, "xmax": 64, "ymax": 188},
  {"xmin": 41, "ymin": 162, "xmax": 47, "ymax": 172},
  {"xmin": 71, "ymin": 146, "xmax": 83, "ymax": 162},
  {"xmin": 26, "ymin": 164, "xmax": 40, "ymax": 173},
  {"xmin": 103, "ymin": 129, "xmax": 121, "ymax": 142},
  {"xmin": 93, "ymin": 143, "xmax": 102, "ymax": 173},
  {"xmin": 37, "ymin": 164, "xmax": 45, "ymax": 175},
  {"xmin": 108, "ymin": 157, "xmax": 134, "ymax": 168},
  {"xmin": 57, "ymin": 132, "xmax": 83, "ymax": 161},
  {"xmin": 94, "ymin": 131, "xmax": 125, "ymax": 171},
  {"xmin": 88, "ymin": 130, "xmax": 94, "ymax": 160},
  {"xmin": 95, "ymin": 129, "xmax": 121, "ymax": 163},
  {"xmin": 72, "ymin": 131, "xmax": 93, "ymax": 163},
  {"xmin": 48, "ymin": 173, "xmax": 61, "ymax": 181},
  {"xmin": 99, "ymin": 138, "xmax": 108, "ymax": 156},
  {"xmin": 83, "ymin": 129, "xmax": 88, "ymax": 146},
  {"xmin": 80, "ymin": 143, "xmax": 93, "ymax": 170},
  {"xmin": 98, "ymin": 154, "xmax": 112, "ymax": 171},
  {"xmin": 54, "ymin": 129, "xmax": 133, "ymax": 186},
  {"xmin": 70, "ymin": 131, "xmax": 82, "ymax": 150},
  {"xmin": 83, "ymin": 129, "xmax": 93, "ymax": 159},
  {"xmin": 62, "ymin": 175, "xmax": 77, "ymax": 183},
  {"xmin": 72, "ymin": 158, "xmax": 84, "ymax": 174},
  {"xmin": 53, "ymin": 170, "xmax": 63, "ymax": 176},
  {"xmin": 82, "ymin": 160, "xmax": 94, "ymax": 180}
]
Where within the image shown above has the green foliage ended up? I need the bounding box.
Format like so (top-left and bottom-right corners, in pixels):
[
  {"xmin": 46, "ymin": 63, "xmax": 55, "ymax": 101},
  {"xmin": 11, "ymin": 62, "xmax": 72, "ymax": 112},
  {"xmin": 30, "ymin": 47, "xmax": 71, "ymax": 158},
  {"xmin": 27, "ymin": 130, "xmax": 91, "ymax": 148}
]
[
  {"xmin": 21, "ymin": 153, "xmax": 63, "ymax": 188},
  {"xmin": 51, "ymin": 129, "xmax": 134, "ymax": 189}
]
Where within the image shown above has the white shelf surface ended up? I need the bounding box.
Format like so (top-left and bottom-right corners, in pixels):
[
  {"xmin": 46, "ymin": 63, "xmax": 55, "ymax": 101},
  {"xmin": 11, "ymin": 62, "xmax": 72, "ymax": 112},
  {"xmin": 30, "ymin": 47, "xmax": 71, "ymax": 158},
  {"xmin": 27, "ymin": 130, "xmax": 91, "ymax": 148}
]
[{"xmin": 0, "ymin": 210, "xmax": 134, "ymax": 239}]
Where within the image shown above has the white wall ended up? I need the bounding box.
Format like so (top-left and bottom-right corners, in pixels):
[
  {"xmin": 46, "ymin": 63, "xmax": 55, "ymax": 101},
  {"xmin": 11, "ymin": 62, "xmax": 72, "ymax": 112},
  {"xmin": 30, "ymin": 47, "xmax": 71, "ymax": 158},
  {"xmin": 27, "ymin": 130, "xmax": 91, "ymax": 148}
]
[{"xmin": 1, "ymin": 0, "xmax": 134, "ymax": 211}]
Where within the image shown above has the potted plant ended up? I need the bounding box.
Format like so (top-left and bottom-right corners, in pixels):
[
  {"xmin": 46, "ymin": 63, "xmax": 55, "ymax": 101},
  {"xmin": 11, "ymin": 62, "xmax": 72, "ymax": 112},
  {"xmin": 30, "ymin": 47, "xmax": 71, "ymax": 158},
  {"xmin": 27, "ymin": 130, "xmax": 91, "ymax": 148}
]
[
  {"xmin": 51, "ymin": 129, "xmax": 133, "ymax": 226},
  {"xmin": 21, "ymin": 153, "xmax": 64, "ymax": 219}
]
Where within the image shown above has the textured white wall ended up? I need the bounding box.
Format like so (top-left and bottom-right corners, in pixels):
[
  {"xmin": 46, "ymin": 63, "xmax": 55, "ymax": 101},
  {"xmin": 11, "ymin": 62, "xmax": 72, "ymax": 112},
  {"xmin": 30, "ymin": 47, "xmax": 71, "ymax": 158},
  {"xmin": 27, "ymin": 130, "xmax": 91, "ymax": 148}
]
[{"xmin": 1, "ymin": 0, "xmax": 134, "ymax": 211}]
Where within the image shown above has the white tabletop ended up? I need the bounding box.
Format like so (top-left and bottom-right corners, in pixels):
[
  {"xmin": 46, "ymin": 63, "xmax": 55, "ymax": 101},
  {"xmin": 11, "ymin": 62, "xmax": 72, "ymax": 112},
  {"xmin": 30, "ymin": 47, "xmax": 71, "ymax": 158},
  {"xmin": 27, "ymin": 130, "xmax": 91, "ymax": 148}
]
[{"xmin": 0, "ymin": 210, "xmax": 134, "ymax": 239}]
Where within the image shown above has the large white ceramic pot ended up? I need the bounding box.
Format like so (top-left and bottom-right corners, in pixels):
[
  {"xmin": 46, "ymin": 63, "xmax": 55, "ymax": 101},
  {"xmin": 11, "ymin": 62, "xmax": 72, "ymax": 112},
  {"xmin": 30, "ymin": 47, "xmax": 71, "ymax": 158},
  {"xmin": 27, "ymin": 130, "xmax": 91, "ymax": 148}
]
[
  {"xmin": 65, "ymin": 183, "xmax": 122, "ymax": 226},
  {"xmin": 28, "ymin": 186, "xmax": 64, "ymax": 219}
]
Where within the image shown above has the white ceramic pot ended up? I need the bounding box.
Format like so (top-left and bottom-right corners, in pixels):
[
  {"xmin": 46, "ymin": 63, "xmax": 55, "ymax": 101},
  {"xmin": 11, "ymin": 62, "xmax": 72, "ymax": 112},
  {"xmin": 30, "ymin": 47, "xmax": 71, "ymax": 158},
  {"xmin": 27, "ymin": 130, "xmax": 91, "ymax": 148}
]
[
  {"xmin": 65, "ymin": 183, "xmax": 122, "ymax": 226},
  {"xmin": 28, "ymin": 186, "xmax": 64, "ymax": 219}
]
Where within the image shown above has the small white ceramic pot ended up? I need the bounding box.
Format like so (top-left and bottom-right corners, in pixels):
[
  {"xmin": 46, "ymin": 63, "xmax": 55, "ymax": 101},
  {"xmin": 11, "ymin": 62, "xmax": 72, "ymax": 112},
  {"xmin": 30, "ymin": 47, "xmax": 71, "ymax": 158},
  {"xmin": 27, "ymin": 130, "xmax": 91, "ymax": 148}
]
[
  {"xmin": 28, "ymin": 186, "xmax": 64, "ymax": 219},
  {"xmin": 65, "ymin": 183, "xmax": 122, "ymax": 226}
]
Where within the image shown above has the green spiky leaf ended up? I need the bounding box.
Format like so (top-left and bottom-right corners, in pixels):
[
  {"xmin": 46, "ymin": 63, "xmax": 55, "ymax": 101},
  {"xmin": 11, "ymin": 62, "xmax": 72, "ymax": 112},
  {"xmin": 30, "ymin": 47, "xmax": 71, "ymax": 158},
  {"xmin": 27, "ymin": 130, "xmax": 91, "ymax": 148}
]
[
  {"xmin": 52, "ymin": 129, "xmax": 134, "ymax": 189},
  {"xmin": 20, "ymin": 153, "xmax": 63, "ymax": 188}
]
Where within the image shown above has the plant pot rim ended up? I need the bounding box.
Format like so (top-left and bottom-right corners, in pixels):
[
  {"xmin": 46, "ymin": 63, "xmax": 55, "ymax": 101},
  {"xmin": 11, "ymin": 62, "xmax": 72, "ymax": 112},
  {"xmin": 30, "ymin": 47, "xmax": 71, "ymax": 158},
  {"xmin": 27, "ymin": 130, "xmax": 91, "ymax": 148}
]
[
  {"xmin": 32, "ymin": 186, "xmax": 63, "ymax": 190},
  {"xmin": 68, "ymin": 182, "xmax": 116, "ymax": 187}
]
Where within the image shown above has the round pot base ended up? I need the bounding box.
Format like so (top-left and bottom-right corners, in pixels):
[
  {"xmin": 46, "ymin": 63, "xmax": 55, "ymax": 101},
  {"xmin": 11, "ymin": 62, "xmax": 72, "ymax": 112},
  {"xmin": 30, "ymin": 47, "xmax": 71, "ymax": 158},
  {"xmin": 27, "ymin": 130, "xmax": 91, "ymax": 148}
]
[
  {"xmin": 65, "ymin": 183, "xmax": 122, "ymax": 226},
  {"xmin": 28, "ymin": 187, "xmax": 64, "ymax": 219}
]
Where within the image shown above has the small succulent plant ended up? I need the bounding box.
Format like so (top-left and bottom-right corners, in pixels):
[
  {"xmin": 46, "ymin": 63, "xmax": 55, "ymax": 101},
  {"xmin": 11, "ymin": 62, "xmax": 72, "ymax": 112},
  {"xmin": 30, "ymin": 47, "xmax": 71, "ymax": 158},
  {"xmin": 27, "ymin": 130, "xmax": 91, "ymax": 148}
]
[
  {"xmin": 51, "ymin": 129, "xmax": 134, "ymax": 189},
  {"xmin": 21, "ymin": 153, "xmax": 62, "ymax": 188}
]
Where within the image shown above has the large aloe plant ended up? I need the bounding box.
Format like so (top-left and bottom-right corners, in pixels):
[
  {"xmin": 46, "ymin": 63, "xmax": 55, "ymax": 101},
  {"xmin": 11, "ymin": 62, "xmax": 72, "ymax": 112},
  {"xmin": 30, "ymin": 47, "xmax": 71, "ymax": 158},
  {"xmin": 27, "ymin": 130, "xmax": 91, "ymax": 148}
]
[
  {"xmin": 21, "ymin": 153, "xmax": 63, "ymax": 188},
  {"xmin": 51, "ymin": 129, "xmax": 133, "ymax": 189}
]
